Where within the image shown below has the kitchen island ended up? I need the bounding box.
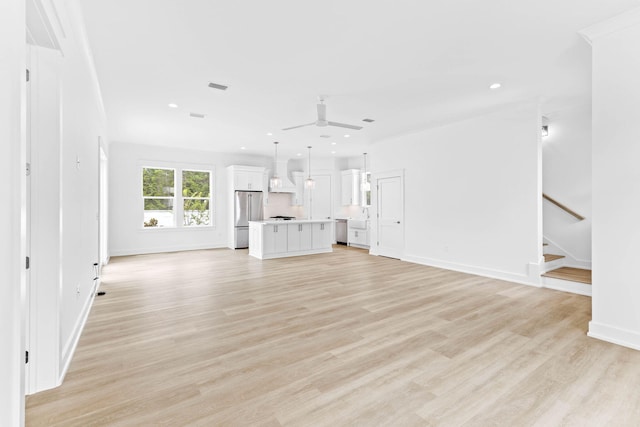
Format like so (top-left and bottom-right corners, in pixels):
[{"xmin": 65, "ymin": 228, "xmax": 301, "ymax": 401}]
[{"xmin": 249, "ymin": 219, "xmax": 333, "ymax": 259}]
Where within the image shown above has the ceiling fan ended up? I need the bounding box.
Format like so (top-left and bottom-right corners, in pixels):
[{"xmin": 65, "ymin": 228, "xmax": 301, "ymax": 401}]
[{"xmin": 283, "ymin": 97, "xmax": 363, "ymax": 131}]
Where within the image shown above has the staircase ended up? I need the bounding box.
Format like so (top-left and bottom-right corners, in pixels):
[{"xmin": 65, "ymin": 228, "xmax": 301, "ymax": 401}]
[{"xmin": 541, "ymin": 248, "xmax": 591, "ymax": 296}]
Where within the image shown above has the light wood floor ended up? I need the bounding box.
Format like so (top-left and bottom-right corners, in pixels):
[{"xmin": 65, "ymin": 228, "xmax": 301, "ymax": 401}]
[
  {"xmin": 26, "ymin": 246, "xmax": 640, "ymax": 426},
  {"xmin": 543, "ymin": 267, "xmax": 592, "ymax": 285}
]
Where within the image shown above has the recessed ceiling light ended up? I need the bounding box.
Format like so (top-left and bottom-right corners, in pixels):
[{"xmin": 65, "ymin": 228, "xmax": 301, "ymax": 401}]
[
  {"xmin": 331, "ymin": 142, "xmax": 337, "ymax": 146},
  {"xmin": 344, "ymin": 134, "xmax": 350, "ymax": 138},
  {"xmin": 240, "ymin": 146, "xmax": 246, "ymax": 150},
  {"xmin": 331, "ymin": 151, "xmax": 336, "ymax": 154},
  {"xmin": 266, "ymin": 132, "xmax": 273, "ymax": 136},
  {"xmin": 168, "ymin": 103, "xmax": 178, "ymax": 108},
  {"xmin": 296, "ymin": 153, "xmax": 302, "ymax": 157},
  {"xmin": 489, "ymin": 83, "xmax": 502, "ymax": 90}
]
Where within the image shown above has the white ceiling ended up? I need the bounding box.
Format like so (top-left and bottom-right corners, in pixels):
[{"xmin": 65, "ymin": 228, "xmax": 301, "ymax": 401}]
[{"xmin": 79, "ymin": 0, "xmax": 639, "ymax": 158}]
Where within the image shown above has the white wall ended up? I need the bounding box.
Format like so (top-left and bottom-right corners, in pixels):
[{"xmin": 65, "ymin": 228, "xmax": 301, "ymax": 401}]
[
  {"xmin": 0, "ymin": 0, "xmax": 26, "ymax": 424},
  {"xmin": 109, "ymin": 142, "xmax": 273, "ymax": 255},
  {"xmin": 585, "ymin": 10, "xmax": 640, "ymax": 350},
  {"xmin": 542, "ymin": 105, "xmax": 592, "ymax": 265},
  {"xmin": 370, "ymin": 103, "xmax": 542, "ymax": 285}
]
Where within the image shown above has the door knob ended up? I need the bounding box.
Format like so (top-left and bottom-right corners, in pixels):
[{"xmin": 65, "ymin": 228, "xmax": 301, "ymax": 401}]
[{"xmin": 396, "ymin": 221, "xmax": 401, "ymax": 224}]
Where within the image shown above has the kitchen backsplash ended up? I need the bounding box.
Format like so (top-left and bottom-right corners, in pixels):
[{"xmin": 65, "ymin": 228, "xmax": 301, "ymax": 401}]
[{"xmin": 264, "ymin": 193, "xmax": 302, "ymax": 219}]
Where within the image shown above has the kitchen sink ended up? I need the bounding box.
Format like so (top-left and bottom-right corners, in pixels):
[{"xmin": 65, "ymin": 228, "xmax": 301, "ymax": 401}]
[{"xmin": 348, "ymin": 219, "xmax": 368, "ymax": 229}]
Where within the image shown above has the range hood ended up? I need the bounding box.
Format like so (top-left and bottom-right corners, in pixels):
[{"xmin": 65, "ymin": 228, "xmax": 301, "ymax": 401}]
[{"xmin": 269, "ymin": 159, "xmax": 297, "ymax": 193}]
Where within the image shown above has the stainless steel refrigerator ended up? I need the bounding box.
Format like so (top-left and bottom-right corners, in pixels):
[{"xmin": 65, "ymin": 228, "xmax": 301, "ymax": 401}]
[{"xmin": 234, "ymin": 191, "xmax": 264, "ymax": 248}]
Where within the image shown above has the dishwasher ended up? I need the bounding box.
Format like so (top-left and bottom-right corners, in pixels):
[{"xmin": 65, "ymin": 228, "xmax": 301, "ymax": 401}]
[{"xmin": 335, "ymin": 219, "xmax": 347, "ymax": 244}]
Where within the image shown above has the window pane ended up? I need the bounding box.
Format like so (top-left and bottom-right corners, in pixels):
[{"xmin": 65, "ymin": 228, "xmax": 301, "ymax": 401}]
[
  {"xmin": 143, "ymin": 199, "xmax": 174, "ymax": 227},
  {"xmin": 182, "ymin": 170, "xmax": 210, "ymax": 198},
  {"xmin": 143, "ymin": 168, "xmax": 174, "ymax": 197},
  {"xmin": 183, "ymin": 199, "xmax": 210, "ymax": 226}
]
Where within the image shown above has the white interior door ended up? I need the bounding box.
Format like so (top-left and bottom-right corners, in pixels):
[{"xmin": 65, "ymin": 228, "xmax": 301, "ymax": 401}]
[
  {"xmin": 99, "ymin": 144, "xmax": 108, "ymax": 268},
  {"xmin": 376, "ymin": 174, "xmax": 404, "ymax": 259}
]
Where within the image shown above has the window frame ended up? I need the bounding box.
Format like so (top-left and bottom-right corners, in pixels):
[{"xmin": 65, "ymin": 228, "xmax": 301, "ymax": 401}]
[
  {"xmin": 181, "ymin": 168, "xmax": 212, "ymax": 228},
  {"xmin": 142, "ymin": 166, "xmax": 176, "ymax": 228},
  {"xmin": 140, "ymin": 163, "xmax": 215, "ymax": 230}
]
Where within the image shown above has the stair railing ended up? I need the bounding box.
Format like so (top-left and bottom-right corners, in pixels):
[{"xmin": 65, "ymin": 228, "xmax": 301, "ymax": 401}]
[{"xmin": 542, "ymin": 193, "xmax": 585, "ymax": 221}]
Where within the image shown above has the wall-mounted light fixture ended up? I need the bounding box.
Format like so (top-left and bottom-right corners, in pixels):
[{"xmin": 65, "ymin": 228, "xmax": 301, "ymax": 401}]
[{"xmin": 541, "ymin": 125, "xmax": 549, "ymax": 137}]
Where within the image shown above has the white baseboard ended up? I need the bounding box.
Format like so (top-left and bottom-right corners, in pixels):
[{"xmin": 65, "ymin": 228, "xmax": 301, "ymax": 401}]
[
  {"xmin": 588, "ymin": 321, "xmax": 640, "ymax": 351},
  {"xmin": 110, "ymin": 243, "xmax": 227, "ymax": 257},
  {"xmin": 59, "ymin": 288, "xmax": 96, "ymax": 384},
  {"xmin": 402, "ymin": 254, "xmax": 541, "ymax": 288}
]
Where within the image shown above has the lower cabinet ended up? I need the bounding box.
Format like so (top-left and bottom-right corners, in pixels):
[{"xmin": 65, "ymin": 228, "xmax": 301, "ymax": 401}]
[
  {"xmin": 287, "ymin": 223, "xmax": 312, "ymax": 252},
  {"xmin": 348, "ymin": 228, "xmax": 369, "ymax": 248},
  {"xmin": 262, "ymin": 224, "xmax": 288, "ymax": 255},
  {"xmin": 312, "ymin": 222, "xmax": 332, "ymax": 249},
  {"xmin": 249, "ymin": 221, "xmax": 333, "ymax": 259}
]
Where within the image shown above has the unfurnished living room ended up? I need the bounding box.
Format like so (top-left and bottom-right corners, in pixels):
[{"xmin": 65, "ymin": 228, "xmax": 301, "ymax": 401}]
[{"xmin": 3, "ymin": 0, "xmax": 640, "ymax": 426}]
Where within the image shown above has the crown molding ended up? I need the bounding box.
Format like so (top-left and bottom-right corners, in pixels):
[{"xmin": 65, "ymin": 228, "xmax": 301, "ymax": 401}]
[{"xmin": 579, "ymin": 7, "xmax": 640, "ymax": 45}]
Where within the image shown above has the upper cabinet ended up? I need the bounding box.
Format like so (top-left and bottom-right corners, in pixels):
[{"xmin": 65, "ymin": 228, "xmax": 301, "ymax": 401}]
[
  {"xmin": 228, "ymin": 165, "xmax": 265, "ymax": 191},
  {"xmin": 341, "ymin": 169, "xmax": 361, "ymax": 206}
]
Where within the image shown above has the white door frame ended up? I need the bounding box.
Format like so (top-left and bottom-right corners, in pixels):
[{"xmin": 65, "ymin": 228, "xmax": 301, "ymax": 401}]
[{"xmin": 371, "ymin": 169, "xmax": 405, "ymax": 259}]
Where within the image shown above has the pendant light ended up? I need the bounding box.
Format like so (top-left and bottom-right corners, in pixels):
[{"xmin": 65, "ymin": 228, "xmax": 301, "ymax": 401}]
[
  {"xmin": 305, "ymin": 146, "xmax": 315, "ymax": 189},
  {"xmin": 269, "ymin": 141, "xmax": 282, "ymax": 189},
  {"xmin": 361, "ymin": 152, "xmax": 371, "ymax": 192}
]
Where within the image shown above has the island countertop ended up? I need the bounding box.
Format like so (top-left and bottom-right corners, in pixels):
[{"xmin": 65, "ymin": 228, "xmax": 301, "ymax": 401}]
[{"xmin": 249, "ymin": 219, "xmax": 334, "ymax": 225}]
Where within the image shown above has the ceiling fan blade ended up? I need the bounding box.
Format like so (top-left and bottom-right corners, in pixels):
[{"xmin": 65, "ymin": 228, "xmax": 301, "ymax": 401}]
[
  {"xmin": 327, "ymin": 121, "xmax": 363, "ymax": 130},
  {"xmin": 282, "ymin": 122, "xmax": 316, "ymax": 131},
  {"xmin": 317, "ymin": 103, "xmax": 327, "ymax": 122}
]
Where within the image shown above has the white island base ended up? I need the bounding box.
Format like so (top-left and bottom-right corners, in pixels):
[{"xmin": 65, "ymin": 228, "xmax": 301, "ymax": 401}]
[{"xmin": 249, "ymin": 220, "xmax": 333, "ymax": 259}]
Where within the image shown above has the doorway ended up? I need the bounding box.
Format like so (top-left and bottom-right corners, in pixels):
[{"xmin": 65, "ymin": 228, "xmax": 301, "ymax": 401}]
[{"xmin": 376, "ymin": 171, "xmax": 404, "ymax": 259}]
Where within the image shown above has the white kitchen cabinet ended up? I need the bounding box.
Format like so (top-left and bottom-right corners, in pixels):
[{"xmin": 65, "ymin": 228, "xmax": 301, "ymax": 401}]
[
  {"xmin": 291, "ymin": 171, "xmax": 304, "ymax": 206},
  {"xmin": 312, "ymin": 222, "xmax": 332, "ymax": 249},
  {"xmin": 262, "ymin": 223, "xmax": 288, "ymax": 255},
  {"xmin": 348, "ymin": 219, "xmax": 369, "ymax": 248},
  {"xmin": 249, "ymin": 220, "xmax": 333, "ymax": 259},
  {"xmin": 230, "ymin": 165, "xmax": 264, "ymax": 191},
  {"xmin": 287, "ymin": 223, "xmax": 312, "ymax": 252},
  {"xmin": 341, "ymin": 169, "xmax": 360, "ymax": 206}
]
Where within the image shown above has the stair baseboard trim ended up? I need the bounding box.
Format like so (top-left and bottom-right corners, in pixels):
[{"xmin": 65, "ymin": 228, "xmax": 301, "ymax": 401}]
[
  {"xmin": 541, "ymin": 276, "xmax": 592, "ymax": 297},
  {"xmin": 588, "ymin": 321, "xmax": 640, "ymax": 352},
  {"xmin": 402, "ymin": 254, "xmax": 541, "ymax": 288}
]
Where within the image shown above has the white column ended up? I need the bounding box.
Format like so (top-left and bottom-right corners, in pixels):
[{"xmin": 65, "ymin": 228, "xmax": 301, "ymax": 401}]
[
  {"xmin": 0, "ymin": 0, "xmax": 27, "ymax": 425},
  {"xmin": 581, "ymin": 8, "xmax": 640, "ymax": 350}
]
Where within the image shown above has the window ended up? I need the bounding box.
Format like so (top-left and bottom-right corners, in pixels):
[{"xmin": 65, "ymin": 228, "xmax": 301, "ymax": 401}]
[
  {"xmin": 182, "ymin": 170, "xmax": 211, "ymax": 226},
  {"xmin": 142, "ymin": 166, "xmax": 213, "ymax": 228},
  {"xmin": 142, "ymin": 167, "xmax": 175, "ymax": 227}
]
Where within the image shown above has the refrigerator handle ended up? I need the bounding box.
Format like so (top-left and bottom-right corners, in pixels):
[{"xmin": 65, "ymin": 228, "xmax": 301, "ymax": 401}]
[{"xmin": 248, "ymin": 193, "xmax": 252, "ymax": 221}]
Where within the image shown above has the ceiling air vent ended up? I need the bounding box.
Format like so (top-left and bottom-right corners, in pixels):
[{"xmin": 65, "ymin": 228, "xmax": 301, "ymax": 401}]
[
  {"xmin": 208, "ymin": 82, "xmax": 228, "ymax": 91},
  {"xmin": 362, "ymin": 118, "xmax": 375, "ymax": 123},
  {"xmin": 190, "ymin": 112, "xmax": 205, "ymax": 119},
  {"xmin": 320, "ymin": 135, "xmax": 331, "ymax": 138}
]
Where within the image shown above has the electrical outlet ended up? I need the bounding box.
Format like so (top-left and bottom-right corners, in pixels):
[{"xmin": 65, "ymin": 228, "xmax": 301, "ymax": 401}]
[{"xmin": 76, "ymin": 283, "xmax": 80, "ymax": 295}]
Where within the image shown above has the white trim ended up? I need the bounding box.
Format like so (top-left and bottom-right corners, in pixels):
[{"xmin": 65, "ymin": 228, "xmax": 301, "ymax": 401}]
[
  {"xmin": 110, "ymin": 243, "xmax": 228, "ymax": 257},
  {"xmin": 402, "ymin": 254, "xmax": 541, "ymax": 288},
  {"xmin": 579, "ymin": 7, "xmax": 640, "ymax": 44},
  {"xmin": 588, "ymin": 321, "xmax": 640, "ymax": 351},
  {"xmin": 59, "ymin": 291, "xmax": 96, "ymax": 385},
  {"xmin": 542, "ymin": 276, "xmax": 592, "ymax": 297}
]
